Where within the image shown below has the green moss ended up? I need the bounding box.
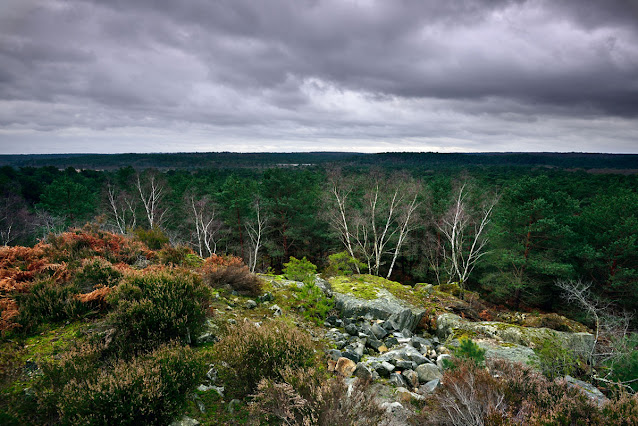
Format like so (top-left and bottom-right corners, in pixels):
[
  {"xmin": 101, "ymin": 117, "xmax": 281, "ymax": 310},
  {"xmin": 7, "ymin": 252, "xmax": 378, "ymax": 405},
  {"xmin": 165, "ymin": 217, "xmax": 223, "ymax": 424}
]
[
  {"xmin": 329, "ymin": 274, "xmax": 431, "ymax": 304},
  {"xmin": 22, "ymin": 321, "xmax": 87, "ymax": 364}
]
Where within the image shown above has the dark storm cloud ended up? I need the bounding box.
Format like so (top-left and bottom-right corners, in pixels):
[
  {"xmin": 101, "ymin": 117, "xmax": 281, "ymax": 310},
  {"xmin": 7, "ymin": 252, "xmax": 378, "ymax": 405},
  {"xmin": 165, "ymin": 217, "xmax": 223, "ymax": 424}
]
[{"xmin": 0, "ymin": 0, "xmax": 637, "ymax": 153}]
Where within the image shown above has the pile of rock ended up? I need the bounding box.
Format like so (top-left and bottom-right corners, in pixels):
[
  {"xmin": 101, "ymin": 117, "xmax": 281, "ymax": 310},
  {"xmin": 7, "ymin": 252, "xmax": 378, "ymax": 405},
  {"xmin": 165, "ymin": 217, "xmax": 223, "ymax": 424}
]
[{"xmin": 326, "ymin": 313, "xmax": 450, "ymax": 395}]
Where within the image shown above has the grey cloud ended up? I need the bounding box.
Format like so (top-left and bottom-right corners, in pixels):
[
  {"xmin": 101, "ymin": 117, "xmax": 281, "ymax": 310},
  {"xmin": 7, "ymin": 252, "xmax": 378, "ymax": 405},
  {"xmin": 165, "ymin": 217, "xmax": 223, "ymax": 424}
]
[{"xmin": 0, "ymin": 0, "xmax": 637, "ymax": 153}]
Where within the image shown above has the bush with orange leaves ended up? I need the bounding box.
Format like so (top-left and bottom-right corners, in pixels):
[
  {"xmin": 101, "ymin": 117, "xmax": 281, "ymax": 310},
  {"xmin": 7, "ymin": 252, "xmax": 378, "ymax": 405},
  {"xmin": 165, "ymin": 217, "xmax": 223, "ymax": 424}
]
[
  {"xmin": 0, "ymin": 297, "xmax": 20, "ymax": 335},
  {"xmin": 202, "ymin": 254, "xmax": 262, "ymax": 297},
  {"xmin": 45, "ymin": 225, "xmax": 151, "ymax": 264}
]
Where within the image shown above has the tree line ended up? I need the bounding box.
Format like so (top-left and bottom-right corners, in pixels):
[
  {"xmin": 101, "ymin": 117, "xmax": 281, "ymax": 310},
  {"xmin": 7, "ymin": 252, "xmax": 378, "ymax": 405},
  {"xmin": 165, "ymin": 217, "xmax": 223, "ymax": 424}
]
[{"xmin": 0, "ymin": 163, "xmax": 636, "ymax": 322}]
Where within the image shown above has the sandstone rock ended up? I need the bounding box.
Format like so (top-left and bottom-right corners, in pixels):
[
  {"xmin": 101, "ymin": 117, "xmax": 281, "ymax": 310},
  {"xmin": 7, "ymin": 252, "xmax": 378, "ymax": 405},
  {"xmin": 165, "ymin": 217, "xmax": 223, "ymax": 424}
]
[
  {"xmin": 419, "ymin": 378, "xmax": 440, "ymax": 394},
  {"xmin": 436, "ymin": 313, "xmax": 594, "ymax": 357},
  {"xmin": 371, "ymin": 323, "xmax": 388, "ymax": 339},
  {"xmin": 354, "ymin": 363, "xmax": 373, "ymax": 380},
  {"xmin": 245, "ymin": 299, "xmax": 257, "ymax": 309},
  {"xmin": 269, "ymin": 304, "xmax": 282, "ymax": 316},
  {"xmin": 402, "ymin": 369, "xmax": 419, "ymax": 388},
  {"xmin": 170, "ymin": 415, "xmax": 200, "ymax": 426},
  {"xmin": 416, "ymin": 363, "xmax": 443, "ymax": 383},
  {"xmin": 335, "ymin": 357, "xmax": 357, "ymax": 377},
  {"xmin": 565, "ymin": 375, "xmax": 609, "ymax": 408},
  {"xmin": 389, "ymin": 372, "xmax": 408, "ymax": 387}
]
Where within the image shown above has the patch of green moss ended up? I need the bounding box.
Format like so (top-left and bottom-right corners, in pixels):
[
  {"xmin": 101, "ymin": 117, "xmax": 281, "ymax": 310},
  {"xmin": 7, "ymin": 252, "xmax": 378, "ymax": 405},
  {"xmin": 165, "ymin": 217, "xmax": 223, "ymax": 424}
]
[
  {"xmin": 329, "ymin": 274, "xmax": 431, "ymax": 305},
  {"xmin": 22, "ymin": 321, "xmax": 88, "ymax": 364}
]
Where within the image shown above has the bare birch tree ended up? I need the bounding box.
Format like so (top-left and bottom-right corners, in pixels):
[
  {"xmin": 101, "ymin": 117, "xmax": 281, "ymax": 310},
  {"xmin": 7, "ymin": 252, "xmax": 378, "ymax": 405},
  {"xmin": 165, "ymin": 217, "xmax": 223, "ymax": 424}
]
[
  {"xmin": 189, "ymin": 194, "xmax": 223, "ymax": 257},
  {"xmin": 326, "ymin": 169, "xmax": 361, "ymax": 273},
  {"xmin": 107, "ymin": 184, "xmax": 137, "ymax": 234},
  {"xmin": 437, "ymin": 182, "xmax": 498, "ymax": 286},
  {"xmin": 136, "ymin": 172, "xmax": 167, "ymax": 229},
  {"xmin": 328, "ymin": 170, "xmax": 421, "ymax": 278},
  {"xmin": 245, "ymin": 199, "xmax": 268, "ymax": 273}
]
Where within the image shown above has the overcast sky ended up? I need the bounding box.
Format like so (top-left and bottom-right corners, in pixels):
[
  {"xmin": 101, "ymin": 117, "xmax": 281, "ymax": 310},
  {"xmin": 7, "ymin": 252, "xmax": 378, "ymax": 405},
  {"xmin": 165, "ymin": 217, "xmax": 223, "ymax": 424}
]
[{"xmin": 1, "ymin": 0, "xmax": 637, "ymax": 154}]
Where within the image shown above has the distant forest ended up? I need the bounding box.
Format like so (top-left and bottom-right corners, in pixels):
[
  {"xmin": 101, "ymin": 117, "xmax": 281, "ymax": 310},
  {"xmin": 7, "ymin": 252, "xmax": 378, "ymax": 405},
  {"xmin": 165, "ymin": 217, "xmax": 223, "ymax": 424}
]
[{"xmin": 1, "ymin": 151, "xmax": 637, "ymax": 324}]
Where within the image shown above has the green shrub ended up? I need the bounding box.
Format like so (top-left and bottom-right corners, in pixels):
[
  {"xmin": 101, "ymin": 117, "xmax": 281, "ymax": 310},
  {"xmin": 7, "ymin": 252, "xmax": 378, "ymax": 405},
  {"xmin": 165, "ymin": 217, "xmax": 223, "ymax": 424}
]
[
  {"xmin": 532, "ymin": 334, "xmax": 578, "ymax": 380},
  {"xmin": 283, "ymin": 256, "xmax": 317, "ymax": 284},
  {"xmin": 212, "ymin": 320, "xmax": 317, "ymax": 398},
  {"xmin": 73, "ymin": 257, "xmax": 122, "ymax": 292},
  {"xmin": 133, "ymin": 227, "xmax": 169, "ymax": 250},
  {"xmin": 107, "ymin": 270, "xmax": 210, "ymax": 356},
  {"xmin": 158, "ymin": 245, "xmax": 202, "ymax": 266},
  {"xmin": 16, "ymin": 279, "xmax": 88, "ymax": 333},
  {"xmin": 33, "ymin": 343, "xmax": 204, "ymax": 426},
  {"xmin": 293, "ymin": 283, "xmax": 334, "ymax": 325},
  {"xmin": 453, "ymin": 337, "xmax": 486, "ymax": 366},
  {"xmin": 324, "ymin": 252, "xmax": 366, "ymax": 276},
  {"xmin": 204, "ymin": 264, "xmax": 263, "ymax": 297}
]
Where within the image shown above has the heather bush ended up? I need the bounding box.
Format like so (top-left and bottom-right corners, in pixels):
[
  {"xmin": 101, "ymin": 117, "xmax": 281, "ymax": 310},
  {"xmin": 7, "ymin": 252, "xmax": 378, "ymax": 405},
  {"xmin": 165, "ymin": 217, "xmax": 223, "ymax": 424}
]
[
  {"xmin": 283, "ymin": 256, "xmax": 317, "ymax": 284},
  {"xmin": 212, "ymin": 320, "xmax": 317, "ymax": 398},
  {"xmin": 73, "ymin": 257, "xmax": 122, "ymax": 292},
  {"xmin": 32, "ymin": 343, "xmax": 204, "ymax": 426},
  {"xmin": 107, "ymin": 270, "xmax": 210, "ymax": 356},
  {"xmin": 415, "ymin": 358, "xmax": 603, "ymax": 425},
  {"xmin": 15, "ymin": 279, "xmax": 89, "ymax": 333},
  {"xmin": 602, "ymin": 392, "xmax": 638, "ymax": 424},
  {"xmin": 158, "ymin": 245, "xmax": 203, "ymax": 267},
  {"xmin": 204, "ymin": 264, "xmax": 262, "ymax": 297},
  {"xmin": 250, "ymin": 367, "xmax": 384, "ymax": 426},
  {"xmin": 133, "ymin": 226, "xmax": 169, "ymax": 250}
]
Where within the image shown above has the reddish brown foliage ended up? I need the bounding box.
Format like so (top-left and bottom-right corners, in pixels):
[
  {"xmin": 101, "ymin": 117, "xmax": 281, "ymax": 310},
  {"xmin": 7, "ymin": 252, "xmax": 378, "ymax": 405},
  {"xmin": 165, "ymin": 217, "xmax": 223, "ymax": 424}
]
[
  {"xmin": 76, "ymin": 285, "xmax": 112, "ymax": 309},
  {"xmin": 201, "ymin": 253, "xmax": 244, "ymax": 272},
  {"xmin": 45, "ymin": 226, "xmax": 152, "ymax": 264},
  {"xmin": 0, "ymin": 297, "xmax": 20, "ymax": 334},
  {"xmin": 478, "ymin": 309, "xmax": 493, "ymax": 321}
]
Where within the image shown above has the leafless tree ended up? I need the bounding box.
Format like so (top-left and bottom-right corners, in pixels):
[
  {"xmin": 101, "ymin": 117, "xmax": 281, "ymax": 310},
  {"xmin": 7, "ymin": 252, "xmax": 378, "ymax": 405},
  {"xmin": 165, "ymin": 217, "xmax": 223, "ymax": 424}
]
[
  {"xmin": 107, "ymin": 184, "xmax": 137, "ymax": 234},
  {"xmin": 437, "ymin": 182, "xmax": 498, "ymax": 287},
  {"xmin": 326, "ymin": 168, "xmax": 360, "ymax": 273},
  {"xmin": 245, "ymin": 199, "xmax": 268, "ymax": 273},
  {"xmin": 34, "ymin": 207, "xmax": 65, "ymax": 240},
  {"xmin": 136, "ymin": 171, "xmax": 167, "ymax": 229},
  {"xmin": 328, "ymin": 170, "xmax": 421, "ymax": 278},
  {"xmin": 0, "ymin": 193, "xmax": 32, "ymax": 245},
  {"xmin": 189, "ymin": 194, "xmax": 223, "ymax": 257}
]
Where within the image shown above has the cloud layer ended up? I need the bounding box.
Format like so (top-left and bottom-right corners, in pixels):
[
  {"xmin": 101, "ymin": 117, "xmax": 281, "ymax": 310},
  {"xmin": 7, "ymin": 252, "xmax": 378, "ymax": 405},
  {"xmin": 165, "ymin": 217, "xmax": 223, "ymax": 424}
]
[{"xmin": 1, "ymin": 0, "xmax": 637, "ymax": 153}]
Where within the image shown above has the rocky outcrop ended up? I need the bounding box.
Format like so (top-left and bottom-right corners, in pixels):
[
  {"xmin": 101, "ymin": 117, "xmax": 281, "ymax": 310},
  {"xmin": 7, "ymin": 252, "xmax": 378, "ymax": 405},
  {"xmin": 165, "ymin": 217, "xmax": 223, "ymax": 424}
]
[
  {"xmin": 333, "ymin": 288, "xmax": 425, "ymax": 332},
  {"xmin": 437, "ymin": 313, "xmax": 595, "ymax": 358}
]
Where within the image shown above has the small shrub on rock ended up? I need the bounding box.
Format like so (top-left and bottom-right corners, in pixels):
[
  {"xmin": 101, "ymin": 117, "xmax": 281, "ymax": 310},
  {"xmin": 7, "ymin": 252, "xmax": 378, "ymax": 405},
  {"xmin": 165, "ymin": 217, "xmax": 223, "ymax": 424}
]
[
  {"xmin": 283, "ymin": 256, "xmax": 317, "ymax": 284},
  {"xmin": 453, "ymin": 338, "xmax": 486, "ymax": 367},
  {"xmin": 107, "ymin": 270, "xmax": 210, "ymax": 356},
  {"xmin": 531, "ymin": 334, "xmax": 578, "ymax": 380},
  {"xmin": 293, "ymin": 283, "xmax": 333, "ymax": 325},
  {"xmin": 212, "ymin": 320, "xmax": 317, "ymax": 398}
]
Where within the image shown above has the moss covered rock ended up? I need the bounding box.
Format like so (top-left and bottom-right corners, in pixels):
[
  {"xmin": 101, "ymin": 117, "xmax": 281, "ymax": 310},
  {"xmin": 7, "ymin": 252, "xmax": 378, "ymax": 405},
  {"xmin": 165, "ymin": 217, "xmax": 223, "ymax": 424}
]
[{"xmin": 437, "ymin": 313, "xmax": 594, "ymax": 357}]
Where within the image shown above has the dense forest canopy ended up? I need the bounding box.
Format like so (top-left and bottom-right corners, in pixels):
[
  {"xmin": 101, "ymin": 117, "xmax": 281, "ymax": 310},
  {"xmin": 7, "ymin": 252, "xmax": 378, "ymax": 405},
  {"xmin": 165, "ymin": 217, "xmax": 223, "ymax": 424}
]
[{"xmin": 1, "ymin": 152, "xmax": 637, "ymax": 324}]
